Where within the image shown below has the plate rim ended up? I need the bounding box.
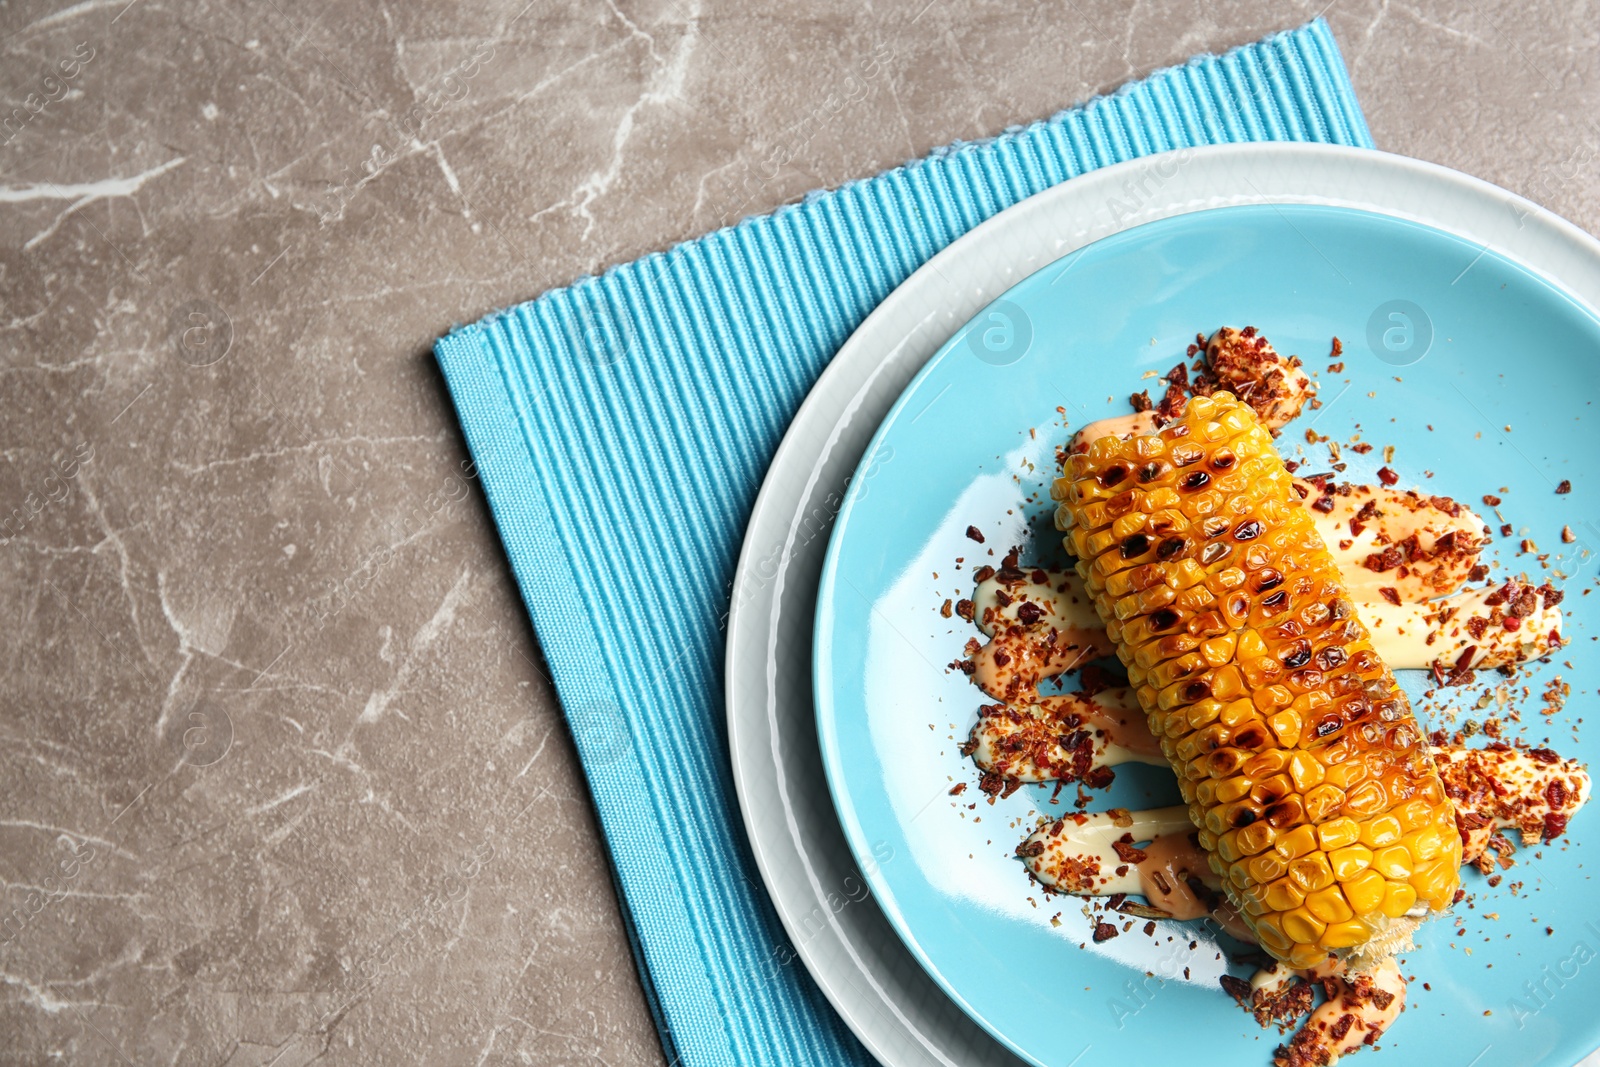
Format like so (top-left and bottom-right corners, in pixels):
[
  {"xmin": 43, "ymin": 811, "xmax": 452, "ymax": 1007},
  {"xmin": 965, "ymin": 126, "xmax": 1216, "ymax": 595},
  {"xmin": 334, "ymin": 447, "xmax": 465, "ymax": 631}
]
[{"xmin": 726, "ymin": 140, "xmax": 1600, "ymax": 1067}]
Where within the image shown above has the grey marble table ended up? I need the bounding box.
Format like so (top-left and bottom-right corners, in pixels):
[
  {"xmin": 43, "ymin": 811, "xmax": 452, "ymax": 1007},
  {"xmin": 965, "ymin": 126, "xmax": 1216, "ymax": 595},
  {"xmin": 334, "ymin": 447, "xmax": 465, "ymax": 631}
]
[{"xmin": 2, "ymin": 1, "xmax": 1596, "ymax": 1064}]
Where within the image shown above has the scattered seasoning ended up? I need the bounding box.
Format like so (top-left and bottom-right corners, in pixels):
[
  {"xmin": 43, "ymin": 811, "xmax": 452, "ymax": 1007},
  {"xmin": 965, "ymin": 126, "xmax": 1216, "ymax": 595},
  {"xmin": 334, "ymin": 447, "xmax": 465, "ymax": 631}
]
[
  {"xmin": 940, "ymin": 599, "xmax": 953, "ymax": 618},
  {"xmin": 1563, "ymin": 525, "xmax": 1577, "ymax": 544},
  {"xmin": 965, "ymin": 525, "xmax": 985, "ymax": 544},
  {"xmin": 1557, "ymin": 480, "xmax": 1572, "ymax": 494},
  {"xmin": 1377, "ymin": 466, "xmax": 1399, "ymax": 486},
  {"xmin": 1092, "ymin": 922, "xmax": 1119, "ymax": 942},
  {"xmin": 1483, "ymin": 494, "xmax": 1502, "ymax": 507}
]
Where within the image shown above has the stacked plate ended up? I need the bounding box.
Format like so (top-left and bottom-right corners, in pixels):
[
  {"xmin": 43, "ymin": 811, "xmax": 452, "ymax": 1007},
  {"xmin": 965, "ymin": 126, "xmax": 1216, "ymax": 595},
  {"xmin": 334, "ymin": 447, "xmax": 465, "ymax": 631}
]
[{"xmin": 724, "ymin": 143, "xmax": 1600, "ymax": 1067}]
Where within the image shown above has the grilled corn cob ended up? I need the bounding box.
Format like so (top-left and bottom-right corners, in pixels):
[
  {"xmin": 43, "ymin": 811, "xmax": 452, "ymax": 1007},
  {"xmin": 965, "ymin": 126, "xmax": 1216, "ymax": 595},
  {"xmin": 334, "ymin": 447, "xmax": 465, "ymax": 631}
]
[{"xmin": 1054, "ymin": 393, "xmax": 1460, "ymax": 967}]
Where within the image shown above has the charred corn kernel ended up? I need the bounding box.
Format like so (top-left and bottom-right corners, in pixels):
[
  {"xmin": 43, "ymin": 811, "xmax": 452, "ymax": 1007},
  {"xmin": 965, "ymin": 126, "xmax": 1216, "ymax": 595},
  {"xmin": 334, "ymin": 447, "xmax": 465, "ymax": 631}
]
[
  {"xmin": 1372, "ymin": 845, "xmax": 1414, "ymax": 880},
  {"xmin": 1282, "ymin": 906, "xmax": 1326, "ymax": 944},
  {"xmin": 1275, "ymin": 825, "xmax": 1318, "ymax": 860},
  {"xmin": 1343, "ymin": 869, "xmax": 1388, "ymax": 915},
  {"xmin": 1316, "ymin": 817, "xmax": 1362, "ymax": 851},
  {"xmin": 1306, "ymin": 885, "xmax": 1354, "ymax": 924},
  {"xmin": 1361, "ymin": 815, "xmax": 1404, "ymax": 849},
  {"xmin": 1330, "ymin": 845, "xmax": 1374, "ymax": 881},
  {"xmin": 1381, "ymin": 882, "xmax": 1418, "ymax": 918},
  {"xmin": 1057, "ymin": 393, "xmax": 1460, "ymax": 963}
]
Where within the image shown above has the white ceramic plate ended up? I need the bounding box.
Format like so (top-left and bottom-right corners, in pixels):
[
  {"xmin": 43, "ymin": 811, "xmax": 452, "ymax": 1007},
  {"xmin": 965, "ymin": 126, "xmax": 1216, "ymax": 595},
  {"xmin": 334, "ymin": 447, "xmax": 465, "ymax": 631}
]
[{"xmin": 724, "ymin": 141, "xmax": 1600, "ymax": 1067}]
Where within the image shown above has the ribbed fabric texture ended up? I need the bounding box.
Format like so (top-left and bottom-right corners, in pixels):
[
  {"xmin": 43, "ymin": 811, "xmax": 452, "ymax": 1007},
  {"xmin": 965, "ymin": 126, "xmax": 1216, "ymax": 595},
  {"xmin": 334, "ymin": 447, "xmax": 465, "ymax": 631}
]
[{"xmin": 435, "ymin": 19, "xmax": 1373, "ymax": 1067}]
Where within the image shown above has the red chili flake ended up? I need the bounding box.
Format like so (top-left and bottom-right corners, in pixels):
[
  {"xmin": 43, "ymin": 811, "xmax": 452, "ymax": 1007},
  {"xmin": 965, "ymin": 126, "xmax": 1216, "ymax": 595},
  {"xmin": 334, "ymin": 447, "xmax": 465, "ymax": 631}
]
[
  {"xmin": 1503, "ymin": 616, "xmax": 1522, "ymax": 632},
  {"xmin": 1499, "ymin": 523, "xmax": 1514, "ymax": 538},
  {"xmin": 1540, "ymin": 584, "xmax": 1565, "ymax": 608},
  {"xmin": 992, "ymin": 651, "xmax": 1012, "ymax": 666},
  {"xmin": 1544, "ymin": 812, "xmax": 1570, "ymax": 840},
  {"xmin": 1468, "ymin": 564, "xmax": 1490, "ymax": 582},
  {"xmin": 1130, "ymin": 389, "xmax": 1153, "ymax": 413},
  {"xmin": 940, "ymin": 599, "xmax": 953, "ymax": 618},
  {"xmin": 965, "ymin": 525, "xmax": 985, "ymax": 543},
  {"xmin": 1379, "ymin": 586, "xmax": 1402, "ymax": 605},
  {"xmin": 1377, "ymin": 466, "xmax": 1400, "ymax": 485},
  {"xmin": 1547, "ymin": 779, "xmax": 1569, "ymax": 811},
  {"xmin": 1329, "ymin": 1014, "xmax": 1355, "ymax": 1043},
  {"xmin": 1092, "ymin": 922, "xmax": 1119, "ymax": 942},
  {"xmin": 955, "ymin": 599, "xmax": 975, "ymax": 621},
  {"xmin": 1465, "ymin": 616, "xmax": 1489, "ymax": 640},
  {"xmin": 1483, "ymin": 494, "xmax": 1503, "ymax": 507},
  {"xmin": 1111, "ymin": 840, "xmax": 1148, "ymax": 864},
  {"xmin": 1556, "ymin": 480, "xmax": 1572, "ymax": 494},
  {"xmin": 1527, "ymin": 748, "xmax": 1561, "ymax": 764},
  {"xmin": 1311, "ymin": 495, "xmax": 1336, "ymax": 514},
  {"xmin": 1219, "ymin": 974, "xmax": 1252, "ymax": 1002},
  {"xmin": 1015, "ymin": 838, "xmax": 1044, "ymax": 857},
  {"xmin": 1016, "ymin": 601, "xmax": 1044, "ymax": 625},
  {"xmin": 949, "ymin": 782, "xmax": 967, "ymax": 795}
]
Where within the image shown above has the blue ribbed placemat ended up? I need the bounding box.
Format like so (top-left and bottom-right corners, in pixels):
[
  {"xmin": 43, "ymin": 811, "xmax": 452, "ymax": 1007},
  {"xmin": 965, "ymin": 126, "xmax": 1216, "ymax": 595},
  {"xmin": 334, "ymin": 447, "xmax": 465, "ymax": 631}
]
[{"xmin": 435, "ymin": 19, "xmax": 1373, "ymax": 1066}]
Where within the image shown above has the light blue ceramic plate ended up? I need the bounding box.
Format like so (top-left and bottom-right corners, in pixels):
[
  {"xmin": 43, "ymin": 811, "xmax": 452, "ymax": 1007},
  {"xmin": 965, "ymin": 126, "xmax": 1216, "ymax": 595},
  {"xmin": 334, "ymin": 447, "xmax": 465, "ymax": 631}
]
[{"xmin": 815, "ymin": 204, "xmax": 1600, "ymax": 1067}]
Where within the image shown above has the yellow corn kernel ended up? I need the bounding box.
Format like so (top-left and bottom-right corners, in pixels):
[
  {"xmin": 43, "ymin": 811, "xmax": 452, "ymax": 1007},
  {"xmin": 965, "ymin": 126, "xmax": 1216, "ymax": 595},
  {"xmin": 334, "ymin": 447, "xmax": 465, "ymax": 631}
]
[
  {"xmin": 1264, "ymin": 878, "xmax": 1306, "ymax": 912},
  {"xmin": 1330, "ymin": 845, "xmax": 1374, "ymax": 882},
  {"xmin": 1289, "ymin": 853, "xmax": 1336, "ymax": 894},
  {"xmin": 1254, "ymin": 913, "xmax": 1291, "ymax": 953},
  {"xmin": 1268, "ymin": 709, "xmax": 1302, "ymax": 747},
  {"xmin": 1371, "ymin": 845, "xmax": 1413, "ymax": 880},
  {"xmin": 1304, "ymin": 784, "xmax": 1346, "ymax": 823},
  {"xmin": 1324, "ymin": 761, "xmax": 1369, "ymax": 790},
  {"xmin": 1343, "ymin": 869, "xmax": 1388, "ymax": 915},
  {"xmin": 1216, "ymin": 776, "xmax": 1252, "ymax": 803},
  {"xmin": 1403, "ymin": 826, "xmax": 1446, "ymax": 863},
  {"xmin": 1412, "ymin": 857, "xmax": 1458, "ymax": 908},
  {"xmin": 1275, "ymin": 825, "xmax": 1318, "ymax": 860},
  {"xmin": 1200, "ymin": 635, "xmax": 1237, "ymax": 667},
  {"xmin": 1216, "ymin": 830, "xmax": 1242, "ymax": 863},
  {"xmin": 1287, "ymin": 943, "xmax": 1331, "ymax": 969},
  {"xmin": 1381, "ymin": 881, "xmax": 1418, "ymax": 918},
  {"xmin": 1281, "ymin": 906, "xmax": 1326, "ymax": 945},
  {"xmin": 1249, "ymin": 851, "xmax": 1289, "ymax": 883},
  {"xmin": 1220, "ymin": 698, "xmax": 1255, "ymax": 727},
  {"xmin": 1237, "ymin": 822, "xmax": 1277, "ymax": 856},
  {"xmin": 1316, "ymin": 817, "xmax": 1362, "ymax": 851},
  {"xmin": 1230, "ymin": 862, "xmax": 1252, "ymax": 888},
  {"xmin": 1288, "ymin": 751, "xmax": 1325, "ymax": 791},
  {"xmin": 1361, "ymin": 815, "xmax": 1404, "ymax": 849},
  {"xmin": 1321, "ymin": 920, "xmax": 1372, "ymax": 949},
  {"xmin": 1305, "ymin": 885, "xmax": 1354, "ymax": 924},
  {"xmin": 1243, "ymin": 750, "xmax": 1291, "ymax": 780},
  {"xmin": 1395, "ymin": 798, "xmax": 1435, "ymax": 832},
  {"xmin": 1344, "ymin": 780, "xmax": 1390, "ymax": 818}
]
